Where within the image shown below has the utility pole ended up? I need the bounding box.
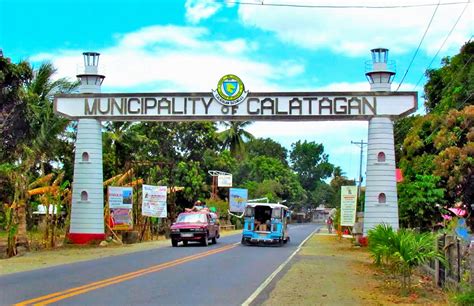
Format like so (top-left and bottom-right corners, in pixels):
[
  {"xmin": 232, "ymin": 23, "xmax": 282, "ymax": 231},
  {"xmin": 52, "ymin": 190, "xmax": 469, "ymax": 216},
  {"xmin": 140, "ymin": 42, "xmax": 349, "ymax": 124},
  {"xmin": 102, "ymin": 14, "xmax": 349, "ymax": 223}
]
[{"xmin": 351, "ymin": 140, "xmax": 368, "ymax": 201}]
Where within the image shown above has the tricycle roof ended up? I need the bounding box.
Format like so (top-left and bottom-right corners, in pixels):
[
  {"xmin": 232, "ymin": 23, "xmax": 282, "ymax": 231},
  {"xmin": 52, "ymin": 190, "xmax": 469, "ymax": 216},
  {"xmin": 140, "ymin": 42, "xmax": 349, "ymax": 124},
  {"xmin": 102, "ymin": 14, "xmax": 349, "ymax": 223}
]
[{"xmin": 245, "ymin": 203, "xmax": 288, "ymax": 209}]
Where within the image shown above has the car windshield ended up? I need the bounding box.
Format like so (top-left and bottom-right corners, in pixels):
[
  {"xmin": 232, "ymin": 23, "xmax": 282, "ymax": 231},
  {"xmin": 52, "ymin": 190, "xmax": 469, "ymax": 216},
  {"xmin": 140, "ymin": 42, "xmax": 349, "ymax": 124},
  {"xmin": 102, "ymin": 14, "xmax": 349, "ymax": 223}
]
[{"xmin": 177, "ymin": 213, "xmax": 207, "ymax": 223}]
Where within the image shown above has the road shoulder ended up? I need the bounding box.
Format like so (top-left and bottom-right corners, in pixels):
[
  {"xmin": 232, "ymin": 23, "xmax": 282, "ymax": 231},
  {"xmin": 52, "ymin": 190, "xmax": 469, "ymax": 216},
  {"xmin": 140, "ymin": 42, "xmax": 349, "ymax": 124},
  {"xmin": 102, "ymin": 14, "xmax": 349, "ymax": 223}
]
[
  {"xmin": 0, "ymin": 230, "xmax": 241, "ymax": 276},
  {"xmin": 261, "ymin": 234, "xmax": 448, "ymax": 305}
]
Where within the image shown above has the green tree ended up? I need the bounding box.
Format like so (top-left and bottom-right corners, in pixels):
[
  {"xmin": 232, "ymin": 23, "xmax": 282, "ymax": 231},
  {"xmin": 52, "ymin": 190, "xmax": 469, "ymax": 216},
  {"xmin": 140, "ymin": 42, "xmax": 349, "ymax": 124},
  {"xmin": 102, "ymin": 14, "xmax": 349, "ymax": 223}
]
[
  {"xmin": 218, "ymin": 121, "xmax": 254, "ymax": 159},
  {"xmin": 0, "ymin": 56, "xmax": 33, "ymax": 160},
  {"xmin": 395, "ymin": 41, "xmax": 473, "ymax": 230},
  {"xmin": 246, "ymin": 137, "xmax": 288, "ymax": 165},
  {"xmin": 1, "ymin": 59, "xmax": 77, "ymax": 250},
  {"xmin": 290, "ymin": 140, "xmax": 334, "ymax": 190},
  {"xmin": 424, "ymin": 41, "xmax": 473, "ymax": 113},
  {"xmin": 310, "ymin": 181, "xmax": 335, "ymax": 208},
  {"xmin": 398, "ymin": 175, "xmax": 445, "ymax": 229}
]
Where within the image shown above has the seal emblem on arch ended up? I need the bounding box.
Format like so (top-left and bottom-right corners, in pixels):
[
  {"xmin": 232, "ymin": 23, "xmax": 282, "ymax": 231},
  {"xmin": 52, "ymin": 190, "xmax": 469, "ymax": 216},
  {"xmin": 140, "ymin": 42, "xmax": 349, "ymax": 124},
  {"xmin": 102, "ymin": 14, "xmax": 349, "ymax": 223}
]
[{"xmin": 212, "ymin": 74, "xmax": 249, "ymax": 106}]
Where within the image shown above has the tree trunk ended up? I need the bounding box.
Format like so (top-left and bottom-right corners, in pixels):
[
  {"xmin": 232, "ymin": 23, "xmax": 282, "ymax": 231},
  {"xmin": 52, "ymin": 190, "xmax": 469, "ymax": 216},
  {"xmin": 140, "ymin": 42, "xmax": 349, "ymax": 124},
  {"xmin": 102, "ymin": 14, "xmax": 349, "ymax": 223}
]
[{"xmin": 16, "ymin": 200, "xmax": 29, "ymax": 250}]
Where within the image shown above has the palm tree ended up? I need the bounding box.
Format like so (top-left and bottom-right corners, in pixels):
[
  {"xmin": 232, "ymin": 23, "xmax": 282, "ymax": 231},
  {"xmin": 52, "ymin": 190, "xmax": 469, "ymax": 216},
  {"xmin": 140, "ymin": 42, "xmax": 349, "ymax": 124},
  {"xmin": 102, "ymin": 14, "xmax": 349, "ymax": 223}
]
[
  {"xmin": 218, "ymin": 121, "xmax": 254, "ymax": 159},
  {"xmin": 103, "ymin": 122, "xmax": 132, "ymax": 173},
  {"xmin": 13, "ymin": 62, "xmax": 77, "ymax": 250}
]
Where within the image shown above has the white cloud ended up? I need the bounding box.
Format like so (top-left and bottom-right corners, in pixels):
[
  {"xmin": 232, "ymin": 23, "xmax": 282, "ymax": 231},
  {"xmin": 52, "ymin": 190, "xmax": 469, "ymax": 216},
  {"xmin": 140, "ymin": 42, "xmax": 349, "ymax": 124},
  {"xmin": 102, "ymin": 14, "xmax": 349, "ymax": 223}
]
[
  {"xmin": 30, "ymin": 25, "xmax": 304, "ymax": 92},
  {"xmin": 185, "ymin": 0, "xmax": 223, "ymax": 24},
  {"xmin": 238, "ymin": 0, "xmax": 473, "ymax": 56},
  {"xmin": 32, "ymin": 23, "xmax": 418, "ymax": 181}
]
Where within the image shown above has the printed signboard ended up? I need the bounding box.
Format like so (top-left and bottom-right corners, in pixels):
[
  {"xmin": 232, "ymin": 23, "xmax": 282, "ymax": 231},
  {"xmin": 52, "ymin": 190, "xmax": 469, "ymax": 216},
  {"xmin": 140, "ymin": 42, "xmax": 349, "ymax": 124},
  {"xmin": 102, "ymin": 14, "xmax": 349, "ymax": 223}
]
[
  {"xmin": 218, "ymin": 175, "xmax": 232, "ymax": 187},
  {"xmin": 340, "ymin": 186, "xmax": 358, "ymax": 227},
  {"xmin": 142, "ymin": 185, "xmax": 168, "ymax": 218},
  {"xmin": 108, "ymin": 186, "xmax": 133, "ymax": 230},
  {"xmin": 54, "ymin": 92, "xmax": 417, "ymax": 121},
  {"xmin": 229, "ymin": 188, "xmax": 248, "ymax": 213}
]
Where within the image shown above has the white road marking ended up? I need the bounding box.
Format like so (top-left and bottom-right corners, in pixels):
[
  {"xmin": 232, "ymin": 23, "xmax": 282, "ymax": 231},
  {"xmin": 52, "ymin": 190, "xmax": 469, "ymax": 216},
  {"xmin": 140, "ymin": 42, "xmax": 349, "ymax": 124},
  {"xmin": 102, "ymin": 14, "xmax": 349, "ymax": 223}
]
[{"xmin": 241, "ymin": 227, "xmax": 319, "ymax": 306}]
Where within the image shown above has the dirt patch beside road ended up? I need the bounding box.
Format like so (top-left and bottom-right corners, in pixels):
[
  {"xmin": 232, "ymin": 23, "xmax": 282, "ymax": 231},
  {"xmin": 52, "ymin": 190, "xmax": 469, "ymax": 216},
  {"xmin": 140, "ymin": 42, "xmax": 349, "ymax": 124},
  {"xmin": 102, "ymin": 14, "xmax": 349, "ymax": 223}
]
[{"xmin": 263, "ymin": 235, "xmax": 448, "ymax": 306}]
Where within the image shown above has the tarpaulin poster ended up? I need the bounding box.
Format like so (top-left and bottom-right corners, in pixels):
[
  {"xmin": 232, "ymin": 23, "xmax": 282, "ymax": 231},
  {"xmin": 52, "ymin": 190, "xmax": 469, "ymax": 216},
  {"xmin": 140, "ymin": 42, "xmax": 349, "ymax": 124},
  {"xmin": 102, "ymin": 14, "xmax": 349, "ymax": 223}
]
[
  {"xmin": 229, "ymin": 188, "xmax": 248, "ymax": 213},
  {"xmin": 340, "ymin": 186, "xmax": 358, "ymax": 226},
  {"xmin": 142, "ymin": 185, "xmax": 167, "ymax": 218},
  {"xmin": 108, "ymin": 186, "xmax": 133, "ymax": 230}
]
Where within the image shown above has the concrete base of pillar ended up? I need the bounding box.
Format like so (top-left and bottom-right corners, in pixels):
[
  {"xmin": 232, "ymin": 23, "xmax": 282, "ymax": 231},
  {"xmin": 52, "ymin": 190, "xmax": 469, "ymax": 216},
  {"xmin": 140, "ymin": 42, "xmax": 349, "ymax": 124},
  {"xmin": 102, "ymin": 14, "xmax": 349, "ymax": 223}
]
[{"xmin": 67, "ymin": 233, "xmax": 105, "ymax": 244}]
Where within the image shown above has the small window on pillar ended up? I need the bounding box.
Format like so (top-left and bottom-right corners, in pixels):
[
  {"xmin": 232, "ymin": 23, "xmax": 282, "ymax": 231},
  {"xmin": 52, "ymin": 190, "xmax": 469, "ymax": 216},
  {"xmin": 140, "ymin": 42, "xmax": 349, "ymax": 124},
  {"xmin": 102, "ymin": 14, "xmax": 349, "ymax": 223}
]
[
  {"xmin": 378, "ymin": 193, "xmax": 386, "ymax": 204},
  {"xmin": 82, "ymin": 152, "xmax": 89, "ymax": 162},
  {"xmin": 81, "ymin": 191, "xmax": 88, "ymax": 201},
  {"xmin": 377, "ymin": 152, "xmax": 386, "ymax": 162}
]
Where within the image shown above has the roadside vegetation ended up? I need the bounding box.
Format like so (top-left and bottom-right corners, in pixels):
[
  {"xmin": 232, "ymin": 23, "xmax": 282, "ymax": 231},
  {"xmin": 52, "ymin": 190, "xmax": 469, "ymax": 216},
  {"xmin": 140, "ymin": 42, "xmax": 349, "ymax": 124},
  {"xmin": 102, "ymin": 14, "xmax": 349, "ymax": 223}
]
[
  {"xmin": 0, "ymin": 53, "xmax": 353, "ymax": 257},
  {"xmin": 0, "ymin": 39, "xmax": 472, "ymax": 303}
]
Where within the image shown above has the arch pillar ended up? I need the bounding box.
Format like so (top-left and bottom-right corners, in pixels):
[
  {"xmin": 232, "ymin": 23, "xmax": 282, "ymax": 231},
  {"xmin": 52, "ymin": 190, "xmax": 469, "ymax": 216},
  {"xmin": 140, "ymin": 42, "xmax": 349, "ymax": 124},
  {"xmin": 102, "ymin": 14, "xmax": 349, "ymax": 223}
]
[
  {"xmin": 363, "ymin": 117, "xmax": 399, "ymax": 235},
  {"xmin": 68, "ymin": 52, "xmax": 105, "ymax": 244}
]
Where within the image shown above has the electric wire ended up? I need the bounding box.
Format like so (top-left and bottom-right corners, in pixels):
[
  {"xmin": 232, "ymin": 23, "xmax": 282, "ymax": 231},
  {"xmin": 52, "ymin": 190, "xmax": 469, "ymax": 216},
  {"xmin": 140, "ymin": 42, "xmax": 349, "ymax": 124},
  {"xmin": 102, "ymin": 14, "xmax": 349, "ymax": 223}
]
[
  {"xmin": 396, "ymin": 1, "xmax": 441, "ymax": 91},
  {"xmin": 217, "ymin": 0, "xmax": 469, "ymax": 9},
  {"xmin": 413, "ymin": 4, "xmax": 472, "ymax": 90}
]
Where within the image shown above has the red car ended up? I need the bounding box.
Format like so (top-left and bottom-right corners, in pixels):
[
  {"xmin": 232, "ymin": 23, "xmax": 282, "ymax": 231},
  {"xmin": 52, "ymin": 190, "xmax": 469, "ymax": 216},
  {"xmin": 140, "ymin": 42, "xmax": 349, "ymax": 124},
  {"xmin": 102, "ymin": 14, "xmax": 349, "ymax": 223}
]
[{"xmin": 170, "ymin": 211, "xmax": 220, "ymax": 247}]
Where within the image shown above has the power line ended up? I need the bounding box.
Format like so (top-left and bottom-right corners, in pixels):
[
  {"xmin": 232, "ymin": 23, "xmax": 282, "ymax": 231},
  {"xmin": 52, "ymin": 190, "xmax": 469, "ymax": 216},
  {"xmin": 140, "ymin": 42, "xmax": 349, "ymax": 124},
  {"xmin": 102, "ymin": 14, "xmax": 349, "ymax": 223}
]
[
  {"xmin": 413, "ymin": 4, "xmax": 472, "ymax": 90},
  {"xmin": 217, "ymin": 0, "xmax": 469, "ymax": 9},
  {"xmin": 396, "ymin": 0, "xmax": 441, "ymax": 91}
]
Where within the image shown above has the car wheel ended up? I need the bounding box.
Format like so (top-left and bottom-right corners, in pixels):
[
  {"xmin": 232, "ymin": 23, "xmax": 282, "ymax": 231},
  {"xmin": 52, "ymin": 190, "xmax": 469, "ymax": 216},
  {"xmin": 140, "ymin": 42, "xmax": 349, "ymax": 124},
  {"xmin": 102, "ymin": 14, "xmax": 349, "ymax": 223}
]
[
  {"xmin": 202, "ymin": 235, "xmax": 209, "ymax": 246},
  {"xmin": 171, "ymin": 239, "xmax": 178, "ymax": 247},
  {"xmin": 211, "ymin": 236, "xmax": 217, "ymax": 244},
  {"xmin": 241, "ymin": 237, "xmax": 247, "ymax": 246},
  {"xmin": 183, "ymin": 240, "xmax": 188, "ymax": 246}
]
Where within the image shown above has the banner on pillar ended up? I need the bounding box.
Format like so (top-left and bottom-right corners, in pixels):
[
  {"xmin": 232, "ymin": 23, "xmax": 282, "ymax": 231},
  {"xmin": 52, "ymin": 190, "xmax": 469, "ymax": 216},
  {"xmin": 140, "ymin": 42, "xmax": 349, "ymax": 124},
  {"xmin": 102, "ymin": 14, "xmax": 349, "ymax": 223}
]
[
  {"xmin": 108, "ymin": 186, "xmax": 133, "ymax": 230},
  {"xmin": 142, "ymin": 185, "xmax": 168, "ymax": 218},
  {"xmin": 340, "ymin": 186, "xmax": 358, "ymax": 227},
  {"xmin": 229, "ymin": 188, "xmax": 248, "ymax": 213}
]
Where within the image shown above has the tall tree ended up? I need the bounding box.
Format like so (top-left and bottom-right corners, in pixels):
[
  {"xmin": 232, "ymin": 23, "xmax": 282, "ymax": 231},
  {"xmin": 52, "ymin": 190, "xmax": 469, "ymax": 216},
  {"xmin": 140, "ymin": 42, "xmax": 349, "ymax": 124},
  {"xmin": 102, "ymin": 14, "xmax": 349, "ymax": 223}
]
[
  {"xmin": 1, "ymin": 59, "xmax": 77, "ymax": 250},
  {"xmin": 218, "ymin": 121, "xmax": 254, "ymax": 159},
  {"xmin": 395, "ymin": 41, "xmax": 473, "ymax": 230},
  {"xmin": 0, "ymin": 56, "xmax": 33, "ymax": 160},
  {"xmin": 246, "ymin": 137, "xmax": 288, "ymax": 165},
  {"xmin": 424, "ymin": 41, "xmax": 474, "ymax": 113},
  {"xmin": 290, "ymin": 140, "xmax": 334, "ymax": 190}
]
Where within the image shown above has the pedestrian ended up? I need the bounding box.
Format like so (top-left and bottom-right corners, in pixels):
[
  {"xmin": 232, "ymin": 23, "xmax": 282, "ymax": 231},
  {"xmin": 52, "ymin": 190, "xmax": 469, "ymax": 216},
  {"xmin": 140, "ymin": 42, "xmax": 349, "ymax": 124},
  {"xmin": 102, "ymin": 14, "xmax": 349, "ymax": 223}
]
[{"xmin": 326, "ymin": 216, "xmax": 333, "ymax": 234}]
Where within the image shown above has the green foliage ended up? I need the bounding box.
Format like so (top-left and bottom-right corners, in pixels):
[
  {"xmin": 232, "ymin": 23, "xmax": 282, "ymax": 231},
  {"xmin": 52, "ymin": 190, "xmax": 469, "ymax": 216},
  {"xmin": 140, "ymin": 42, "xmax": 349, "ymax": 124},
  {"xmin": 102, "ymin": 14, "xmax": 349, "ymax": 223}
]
[
  {"xmin": 398, "ymin": 175, "xmax": 445, "ymax": 229},
  {"xmin": 0, "ymin": 57, "xmax": 33, "ymax": 158},
  {"xmin": 394, "ymin": 42, "xmax": 473, "ymax": 231},
  {"xmin": 310, "ymin": 182, "xmax": 335, "ymax": 207},
  {"xmin": 368, "ymin": 224, "xmax": 397, "ymax": 266},
  {"xmin": 368, "ymin": 224, "xmax": 445, "ymax": 293},
  {"xmin": 290, "ymin": 140, "xmax": 334, "ymax": 191},
  {"xmin": 174, "ymin": 161, "xmax": 207, "ymax": 202},
  {"xmin": 424, "ymin": 41, "xmax": 473, "ymax": 113},
  {"xmin": 218, "ymin": 121, "xmax": 254, "ymax": 159},
  {"xmin": 452, "ymin": 287, "xmax": 474, "ymax": 306},
  {"xmin": 246, "ymin": 138, "xmax": 288, "ymax": 165},
  {"xmin": 205, "ymin": 198, "xmax": 229, "ymax": 219}
]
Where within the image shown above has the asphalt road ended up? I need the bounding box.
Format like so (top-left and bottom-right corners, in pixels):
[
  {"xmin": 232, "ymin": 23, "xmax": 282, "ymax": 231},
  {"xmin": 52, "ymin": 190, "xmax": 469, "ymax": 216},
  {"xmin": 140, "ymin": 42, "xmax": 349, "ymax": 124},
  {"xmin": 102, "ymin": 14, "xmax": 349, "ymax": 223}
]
[{"xmin": 0, "ymin": 223, "xmax": 319, "ymax": 306}]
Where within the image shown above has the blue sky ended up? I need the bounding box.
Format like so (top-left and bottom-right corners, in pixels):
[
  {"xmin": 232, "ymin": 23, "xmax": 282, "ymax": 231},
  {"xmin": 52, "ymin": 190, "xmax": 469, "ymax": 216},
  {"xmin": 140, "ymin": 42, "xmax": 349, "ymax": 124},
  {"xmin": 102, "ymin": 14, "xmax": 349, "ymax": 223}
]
[{"xmin": 1, "ymin": 0, "xmax": 472, "ymax": 183}]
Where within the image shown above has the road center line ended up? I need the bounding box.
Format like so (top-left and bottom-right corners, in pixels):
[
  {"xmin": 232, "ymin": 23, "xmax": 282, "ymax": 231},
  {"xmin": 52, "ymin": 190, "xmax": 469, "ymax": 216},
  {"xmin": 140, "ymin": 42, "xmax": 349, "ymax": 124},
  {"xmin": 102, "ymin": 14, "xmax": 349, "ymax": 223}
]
[{"xmin": 14, "ymin": 244, "xmax": 237, "ymax": 306}]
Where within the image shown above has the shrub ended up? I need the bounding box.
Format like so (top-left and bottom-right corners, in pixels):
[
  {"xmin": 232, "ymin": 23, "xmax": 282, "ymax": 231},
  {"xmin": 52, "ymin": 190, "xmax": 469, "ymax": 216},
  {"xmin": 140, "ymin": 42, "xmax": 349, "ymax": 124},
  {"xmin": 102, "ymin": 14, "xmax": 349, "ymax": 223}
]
[
  {"xmin": 368, "ymin": 224, "xmax": 396, "ymax": 266},
  {"xmin": 452, "ymin": 288, "xmax": 474, "ymax": 306},
  {"xmin": 368, "ymin": 224, "xmax": 445, "ymax": 294}
]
